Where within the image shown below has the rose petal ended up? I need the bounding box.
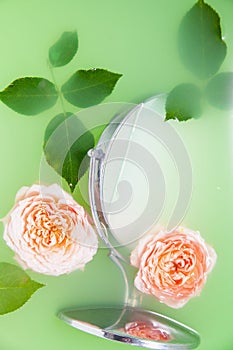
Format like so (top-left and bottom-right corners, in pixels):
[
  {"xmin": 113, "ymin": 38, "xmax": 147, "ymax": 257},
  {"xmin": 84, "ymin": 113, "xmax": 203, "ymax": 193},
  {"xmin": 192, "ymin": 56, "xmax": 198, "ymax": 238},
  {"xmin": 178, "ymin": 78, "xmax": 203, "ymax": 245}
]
[
  {"xmin": 2, "ymin": 184, "xmax": 98, "ymax": 276},
  {"xmin": 130, "ymin": 226, "xmax": 217, "ymax": 308}
]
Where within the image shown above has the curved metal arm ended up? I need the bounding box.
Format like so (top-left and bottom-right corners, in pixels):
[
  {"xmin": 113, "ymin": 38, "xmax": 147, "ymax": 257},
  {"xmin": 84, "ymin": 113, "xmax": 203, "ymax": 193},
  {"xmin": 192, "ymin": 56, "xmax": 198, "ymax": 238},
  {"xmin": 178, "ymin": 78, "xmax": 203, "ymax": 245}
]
[{"xmin": 88, "ymin": 148, "xmax": 142, "ymax": 307}]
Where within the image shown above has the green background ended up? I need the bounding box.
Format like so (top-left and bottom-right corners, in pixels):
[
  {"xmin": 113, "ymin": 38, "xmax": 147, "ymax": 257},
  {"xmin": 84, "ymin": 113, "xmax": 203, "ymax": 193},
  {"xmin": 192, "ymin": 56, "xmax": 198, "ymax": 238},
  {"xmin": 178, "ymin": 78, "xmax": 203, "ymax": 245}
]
[{"xmin": 0, "ymin": 0, "xmax": 233, "ymax": 349}]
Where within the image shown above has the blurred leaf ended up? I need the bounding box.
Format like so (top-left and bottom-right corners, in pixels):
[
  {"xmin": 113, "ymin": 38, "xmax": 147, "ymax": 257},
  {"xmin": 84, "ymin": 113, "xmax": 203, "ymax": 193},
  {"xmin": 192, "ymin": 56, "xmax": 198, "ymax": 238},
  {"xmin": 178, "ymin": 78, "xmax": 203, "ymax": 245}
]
[
  {"xmin": 91, "ymin": 124, "xmax": 107, "ymax": 145},
  {"xmin": 166, "ymin": 83, "xmax": 202, "ymax": 121},
  {"xmin": 0, "ymin": 263, "xmax": 44, "ymax": 315},
  {"xmin": 178, "ymin": 0, "xmax": 226, "ymax": 79},
  {"xmin": 0, "ymin": 77, "xmax": 58, "ymax": 115},
  {"xmin": 49, "ymin": 31, "xmax": 78, "ymax": 67},
  {"xmin": 205, "ymin": 72, "xmax": 233, "ymax": 110},
  {"xmin": 44, "ymin": 112, "xmax": 95, "ymax": 191},
  {"xmin": 62, "ymin": 69, "xmax": 122, "ymax": 108}
]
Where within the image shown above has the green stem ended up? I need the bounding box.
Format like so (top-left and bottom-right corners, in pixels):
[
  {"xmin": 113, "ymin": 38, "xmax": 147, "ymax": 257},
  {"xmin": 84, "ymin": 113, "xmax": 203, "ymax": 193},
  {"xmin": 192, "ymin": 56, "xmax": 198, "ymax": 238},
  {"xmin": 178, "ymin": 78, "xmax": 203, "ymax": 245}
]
[
  {"xmin": 47, "ymin": 59, "xmax": 74, "ymax": 193},
  {"xmin": 47, "ymin": 60, "xmax": 67, "ymax": 118}
]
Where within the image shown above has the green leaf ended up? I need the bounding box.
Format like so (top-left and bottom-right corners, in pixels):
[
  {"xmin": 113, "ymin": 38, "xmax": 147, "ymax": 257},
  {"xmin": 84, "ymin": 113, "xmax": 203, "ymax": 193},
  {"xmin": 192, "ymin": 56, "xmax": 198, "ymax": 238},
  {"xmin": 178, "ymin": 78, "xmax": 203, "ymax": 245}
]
[
  {"xmin": 0, "ymin": 263, "xmax": 44, "ymax": 315},
  {"xmin": 49, "ymin": 31, "xmax": 78, "ymax": 67},
  {"xmin": 178, "ymin": 0, "xmax": 227, "ymax": 79},
  {"xmin": 165, "ymin": 83, "xmax": 202, "ymax": 121},
  {"xmin": 61, "ymin": 69, "xmax": 122, "ymax": 108},
  {"xmin": 205, "ymin": 72, "xmax": 233, "ymax": 110},
  {"xmin": 44, "ymin": 112, "xmax": 95, "ymax": 191},
  {"xmin": 0, "ymin": 77, "xmax": 58, "ymax": 115}
]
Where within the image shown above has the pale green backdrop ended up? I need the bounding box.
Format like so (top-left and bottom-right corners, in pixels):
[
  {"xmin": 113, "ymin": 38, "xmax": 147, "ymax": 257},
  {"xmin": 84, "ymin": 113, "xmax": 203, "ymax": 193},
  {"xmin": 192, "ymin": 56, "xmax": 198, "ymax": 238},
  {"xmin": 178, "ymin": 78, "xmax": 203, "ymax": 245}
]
[{"xmin": 0, "ymin": 0, "xmax": 233, "ymax": 349}]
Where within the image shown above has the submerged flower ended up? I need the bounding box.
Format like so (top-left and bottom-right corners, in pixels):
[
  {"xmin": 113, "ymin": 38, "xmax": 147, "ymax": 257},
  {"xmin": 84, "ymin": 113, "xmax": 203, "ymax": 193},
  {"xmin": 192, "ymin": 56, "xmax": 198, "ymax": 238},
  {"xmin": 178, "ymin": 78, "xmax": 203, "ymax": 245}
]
[
  {"xmin": 2, "ymin": 184, "xmax": 98, "ymax": 276},
  {"xmin": 130, "ymin": 226, "xmax": 217, "ymax": 308}
]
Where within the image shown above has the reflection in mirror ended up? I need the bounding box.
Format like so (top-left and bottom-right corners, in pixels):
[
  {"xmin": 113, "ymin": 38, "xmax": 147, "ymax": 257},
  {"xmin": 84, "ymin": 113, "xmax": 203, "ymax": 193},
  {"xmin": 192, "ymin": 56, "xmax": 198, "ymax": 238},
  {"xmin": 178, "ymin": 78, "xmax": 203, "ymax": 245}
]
[{"xmin": 59, "ymin": 306, "xmax": 200, "ymax": 349}]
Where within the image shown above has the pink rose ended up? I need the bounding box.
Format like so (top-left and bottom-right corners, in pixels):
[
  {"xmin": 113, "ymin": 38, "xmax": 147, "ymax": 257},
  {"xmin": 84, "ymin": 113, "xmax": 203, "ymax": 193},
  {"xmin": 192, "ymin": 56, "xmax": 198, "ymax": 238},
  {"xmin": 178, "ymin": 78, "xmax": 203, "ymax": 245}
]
[
  {"xmin": 2, "ymin": 184, "xmax": 98, "ymax": 276},
  {"xmin": 130, "ymin": 226, "xmax": 217, "ymax": 308}
]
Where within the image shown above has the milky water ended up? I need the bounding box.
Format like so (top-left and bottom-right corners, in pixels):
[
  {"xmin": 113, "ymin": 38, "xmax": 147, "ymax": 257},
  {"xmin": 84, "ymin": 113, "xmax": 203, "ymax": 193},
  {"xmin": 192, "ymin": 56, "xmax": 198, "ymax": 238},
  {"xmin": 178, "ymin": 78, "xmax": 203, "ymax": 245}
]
[{"xmin": 0, "ymin": 1, "xmax": 232, "ymax": 350}]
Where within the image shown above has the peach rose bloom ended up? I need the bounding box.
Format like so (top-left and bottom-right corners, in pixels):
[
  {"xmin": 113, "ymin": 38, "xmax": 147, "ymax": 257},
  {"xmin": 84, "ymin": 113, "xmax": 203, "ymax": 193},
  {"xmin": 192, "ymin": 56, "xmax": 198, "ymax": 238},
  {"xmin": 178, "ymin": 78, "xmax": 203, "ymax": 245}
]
[
  {"xmin": 130, "ymin": 226, "xmax": 217, "ymax": 308},
  {"xmin": 2, "ymin": 184, "xmax": 98, "ymax": 276}
]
